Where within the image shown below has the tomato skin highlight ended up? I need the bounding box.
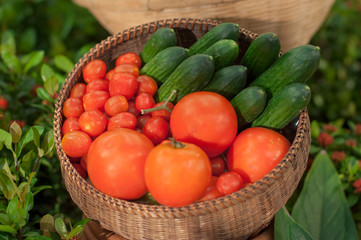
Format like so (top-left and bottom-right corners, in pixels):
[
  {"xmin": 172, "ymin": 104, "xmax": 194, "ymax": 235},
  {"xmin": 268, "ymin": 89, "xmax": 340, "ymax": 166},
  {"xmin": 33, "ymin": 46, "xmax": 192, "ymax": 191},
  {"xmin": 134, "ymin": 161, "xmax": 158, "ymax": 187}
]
[
  {"xmin": 62, "ymin": 131, "xmax": 92, "ymax": 158},
  {"xmin": 83, "ymin": 59, "xmax": 107, "ymax": 83},
  {"xmin": 170, "ymin": 91, "xmax": 238, "ymax": 157},
  {"xmin": 227, "ymin": 127, "xmax": 291, "ymax": 183},
  {"xmin": 87, "ymin": 128, "xmax": 154, "ymax": 200},
  {"xmin": 145, "ymin": 140, "xmax": 212, "ymax": 207}
]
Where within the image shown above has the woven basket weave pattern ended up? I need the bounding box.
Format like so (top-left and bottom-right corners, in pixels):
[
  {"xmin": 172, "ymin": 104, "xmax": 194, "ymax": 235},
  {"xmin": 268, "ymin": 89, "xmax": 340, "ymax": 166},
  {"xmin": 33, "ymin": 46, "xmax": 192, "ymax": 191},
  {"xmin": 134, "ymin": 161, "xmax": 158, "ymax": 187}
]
[{"xmin": 54, "ymin": 18, "xmax": 310, "ymax": 240}]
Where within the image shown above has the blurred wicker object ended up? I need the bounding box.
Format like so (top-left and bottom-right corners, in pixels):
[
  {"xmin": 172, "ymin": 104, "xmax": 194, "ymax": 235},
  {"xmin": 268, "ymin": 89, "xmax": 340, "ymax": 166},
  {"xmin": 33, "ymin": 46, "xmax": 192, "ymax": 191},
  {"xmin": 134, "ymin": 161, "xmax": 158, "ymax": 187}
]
[
  {"xmin": 53, "ymin": 18, "xmax": 311, "ymax": 240},
  {"xmin": 73, "ymin": 0, "xmax": 334, "ymax": 51}
]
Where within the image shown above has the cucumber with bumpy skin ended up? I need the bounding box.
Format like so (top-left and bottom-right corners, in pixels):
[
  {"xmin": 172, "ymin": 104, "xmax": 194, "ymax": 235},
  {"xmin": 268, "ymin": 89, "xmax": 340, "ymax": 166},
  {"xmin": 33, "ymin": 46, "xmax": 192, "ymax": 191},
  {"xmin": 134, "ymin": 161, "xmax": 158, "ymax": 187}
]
[
  {"xmin": 156, "ymin": 54, "xmax": 215, "ymax": 103},
  {"xmin": 203, "ymin": 65, "xmax": 247, "ymax": 100},
  {"xmin": 203, "ymin": 39, "xmax": 239, "ymax": 70},
  {"xmin": 252, "ymin": 83, "xmax": 311, "ymax": 129}
]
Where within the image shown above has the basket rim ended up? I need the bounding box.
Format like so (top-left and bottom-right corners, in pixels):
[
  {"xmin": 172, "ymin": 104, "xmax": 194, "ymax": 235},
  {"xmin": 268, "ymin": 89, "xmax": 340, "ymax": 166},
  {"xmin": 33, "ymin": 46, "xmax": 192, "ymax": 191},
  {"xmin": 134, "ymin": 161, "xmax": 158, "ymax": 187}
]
[{"xmin": 53, "ymin": 18, "xmax": 309, "ymax": 217}]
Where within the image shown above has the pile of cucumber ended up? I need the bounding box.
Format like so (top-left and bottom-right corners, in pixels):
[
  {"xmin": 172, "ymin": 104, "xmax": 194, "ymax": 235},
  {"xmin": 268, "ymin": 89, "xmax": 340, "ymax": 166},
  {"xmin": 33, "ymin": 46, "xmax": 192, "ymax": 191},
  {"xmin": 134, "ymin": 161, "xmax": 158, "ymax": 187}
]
[{"xmin": 139, "ymin": 23, "xmax": 320, "ymax": 131}]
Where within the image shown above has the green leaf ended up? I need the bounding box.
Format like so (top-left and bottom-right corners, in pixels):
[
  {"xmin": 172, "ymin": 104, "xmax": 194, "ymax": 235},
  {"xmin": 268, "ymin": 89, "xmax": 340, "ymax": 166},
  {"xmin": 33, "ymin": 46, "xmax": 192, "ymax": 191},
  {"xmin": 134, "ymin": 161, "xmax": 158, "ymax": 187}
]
[
  {"xmin": 36, "ymin": 87, "xmax": 53, "ymax": 103},
  {"xmin": 25, "ymin": 236, "xmax": 51, "ymax": 240},
  {"xmin": 0, "ymin": 231, "xmax": 16, "ymax": 240},
  {"xmin": 20, "ymin": 150, "xmax": 36, "ymax": 174},
  {"xmin": 73, "ymin": 218, "xmax": 90, "ymax": 228},
  {"xmin": 310, "ymin": 120, "xmax": 320, "ymax": 139},
  {"xmin": 0, "ymin": 160, "xmax": 20, "ymax": 200},
  {"xmin": 0, "ymin": 213, "xmax": 11, "ymax": 225},
  {"xmin": 42, "ymin": 130, "xmax": 54, "ymax": 156},
  {"xmin": 67, "ymin": 225, "xmax": 84, "ymax": 239},
  {"xmin": 32, "ymin": 185, "xmax": 52, "ymax": 196},
  {"xmin": 292, "ymin": 151, "xmax": 358, "ymax": 240},
  {"xmin": 54, "ymin": 218, "xmax": 68, "ymax": 239},
  {"xmin": 0, "ymin": 129, "xmax": 13, "ymax": 152},
  {"xmin": 19, "ymin": 172, "xmax": 35, "ymax": 210},
  {"xmin": 1, "ymin": 52, "xmax": 21, "ymax": 74},
  {"xmin": 31, "ymin": 127, "xmax": 41, "ymax": 149},
  {"xmin": 40, "ymin": 214, "xmax": 55, "ymax": 233},
  {"xmin": 54, "ymin": 55, "xmax": 74, "ymax": 73},
  {"xmin": 6, "ymin": 196, "xmax": 27, "ymax": 228},
  {"xmin": 19, "ymin": 28, "xmax": 37, "ymax": 53},
  {"xmin": 275, "ymin": 207, "xmax": 314, "ymax": 240},
  {"xmin": 41, "ymin": 64, "xmax": 55, "ymax": 83},
  {"xmin": 1, "ymin": 31, "xmax": 16, "ymax": 55},
  {"xmin": 0, "ymin": 225, "xmax": 17, "ymax": 235},
  {"xmin": 23, "ymin": 51, "xmax": 44, "ymax": 73},
  {"xmin": 44, "ymin": 75, "xmax": 59, "ymax": 97},
  {"xmin": 9, "ymin": 122, "xmax": 22, "ymax": 144}
]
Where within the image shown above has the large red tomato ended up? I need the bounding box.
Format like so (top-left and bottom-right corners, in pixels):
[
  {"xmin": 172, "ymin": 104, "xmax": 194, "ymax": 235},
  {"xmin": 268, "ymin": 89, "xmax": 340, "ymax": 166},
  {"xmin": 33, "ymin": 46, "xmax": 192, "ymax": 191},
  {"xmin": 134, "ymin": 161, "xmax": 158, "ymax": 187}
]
[
  {"xmin": 227, "ymin": 127, "xmax": 291, "ymax": 184},
  {"xmin": 87, "ymin": 128, "xmax": 154, "ymax": 200},
  {"xmin": 144, "ymin": 140, "xmax": 212, "ymax": 207},
  {"xmin": 170, "ymin": 91, "xmax": 238, "ymax": 157}
]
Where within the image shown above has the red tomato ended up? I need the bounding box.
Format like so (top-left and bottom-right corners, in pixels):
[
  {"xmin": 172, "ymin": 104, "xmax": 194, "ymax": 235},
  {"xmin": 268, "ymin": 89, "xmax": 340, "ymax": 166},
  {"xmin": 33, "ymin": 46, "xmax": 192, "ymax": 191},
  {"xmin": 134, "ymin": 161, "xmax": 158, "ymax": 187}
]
[
  {"xmin": 63, "ymin": 98, "xmax": 84, "ymax": 118},
  {"xmin": 216, "ymin": 171, "xmax": 244, "ymax": 196},
  {"xmin": 62, "ymin": 117, "xmax": 81, "ymax": 136},
  {"xmin": 150, "ymin": 101, "xmax": 174, "ymax": 122},
  {"xmin": 135, "ymin": 93, "xmax": 155, "ymax": 112},
  {"xmin": 136, "ymin": 75, "xmax": 158, "ymax": 96},
  {"xmin": 198, "ymin": 176, "xmax": 223, "ymax": 202},
  {"xmin": 105, "ymin": 69, "xmax": 115, "ymax": 81},
  {"xmin": 143, "ymin": 117, "xmax": 169, "ymax": 145},
  {"xmin": 114, "ymin": 63, "xmax": 139, "ymax": 77},
  {"xmin": 116, "ymin": 52, "xmax": 142, "ymax": 68},
  {"xmin": 145, "ymin": 140, "xmax": 212, "ymax": 207},
  {"xmin": 136, "ymin": 115, "xmax": 152, "ymax": 129},
  {"xmin": 86, "ymin": 79, "xmax": 109, "ymax": 93},
  {"xmin": 127, "ymin": 100, "xmax": 140, "ymax": 117},
  {"xmin": 109, "ymin": 72, "xmax": 137, "ymax": 99},
  {"xmin": 70, "ymin": 83, "xmax": 87, "ymax": 99},
  {"xmin": 78, "ymin": 110, "xmax": 108, "ymax": 137},
  {"xmin": 83, "ymin": 59, "xmax": 107, "ymax": 83},
  {"xmin": 107, "ymin": 112, "xmax": 137, "ymax": 131},
  {"xmin": 62, "ymin": 131, "xmax": 92, "ymax": 158},
  {"xmin": 80, "ymin": 155, "xmax": 87, "ymax": 171},
  {"xmin": 170, "ymin": 91, "xmax": 238, "ymax": 157},
  {"xmin": 72, "ymin": 162, "xmax": 87, "ymax": 179},
  {"xmin": 87, "ymin": 128, "xmax": 154, "ymax": 199},
  {"xmin": 104, "ymin": 95, "xmax": 128, "ymax": 117},
  {"xmin": 227, "ymin": 127, "xmax": 291, "ymax": 183},
  {"xmin": 82, "ymin": 90, "xmax": 110, "ymax": 112},
  {"xmin": 210, "ymin": 156, "xmax": 226, "ymax": 177}
]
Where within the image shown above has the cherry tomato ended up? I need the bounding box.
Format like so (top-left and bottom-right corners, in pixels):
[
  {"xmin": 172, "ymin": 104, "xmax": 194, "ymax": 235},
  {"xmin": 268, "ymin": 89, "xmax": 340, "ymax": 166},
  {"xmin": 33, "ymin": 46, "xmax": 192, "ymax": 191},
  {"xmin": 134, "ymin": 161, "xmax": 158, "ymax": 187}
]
[
  {"xmin": 107, "ymin": 112, "xmax": 137, "ymax": 131},
  {"xmin": 116, "ymin": 52, "xmax": 142, "ymax": 68},
  {"xmin": 135, "ymin": 93, "xmax": 155, "ymax": 112},
  {"xmin": 80, "ymin": 155, "xmax": 87, "ymax": 171},
  {"xmin": 210, "ymin": 156, "xmax": 226, "ymax": 177},
  {"xmin": 63, "ymin": 98, "xmax": 84, "ymax": 118},
  {"xmin": 105, "ymin": 69, "xmax": 115, "ymax": 81},
  {"xmin": 86, "ymin": 79, "xmax": 109, "ymax": 93},
  {"xmin": 10, "ymin": 120, "xmax": 25, "ymax": 128},
  {"xmin": 216, "ymin": 171, "xmax": 244, "ymax": 196},
  {"xmin": 144, "ymin": 140, "xmax": 212, "ymax": 207},
  {"xmin": 68, "ymin": 157, "xmax": 80, "ymax": 163},
  {"xmin": 114, "ymin": 63, "xmax": 139, "ymax": 77},
  {"xmin": 0, "ymin": 96, "xmax": 8, "ymax": 110},
  {"xmin": 78, "ymin": 110, "xmax": 108, "ymax": 137},
  {"xmin": 150, "ymin": 101, "xmax": 174, "ymax": 122},
  {"xmin": 87, "ymin": 128, "xmax": 154, "ymax": 199},
  {"xmin": 170, "ymin": 91, "xmax": 238, "ymax": 157},
  {"xmin": 72, "ymin": 162, "xmax": 87, "ymax": 179},
  {"xmin": 136, "ymin": 115, "xmax": 152, "ymax": 129},
  {"xmin": 109, "ymin": 72, "xmax": 137, "ymax": 99},
  {"xmin": 143, "ymin": 117, "xmax": 169, "ymax": 145},
  {"xmin": 227, "ymin": 127, "xmax": 291, "ymax": 183},
  {"xmin": 136, "ymin": 75, "xmax": 158, "ymax": 96},
  {"xmin": 82, "ymin": 90, "xmax": 110, "ymax": 112},
  {"xmin": 62, "ymin": 131, "xmax": 92, "ymax": 158},
  {"xmin": 104, "ymin": 95, "xmax": 128, "ymax": 117},
  {"xmin": 62, "ymin": 117, "xmax": 81, "ymax": 136},
  {"xmin": 70, "ymin": 83, "xmax": 87, "ymax": 99},
  {"xmin": 127, "ymin": 100, "xmax": 140, "ymax": 117},
  {"xmin": 83, "ymin": 59, "xmax": 107, "ymax": 83}
]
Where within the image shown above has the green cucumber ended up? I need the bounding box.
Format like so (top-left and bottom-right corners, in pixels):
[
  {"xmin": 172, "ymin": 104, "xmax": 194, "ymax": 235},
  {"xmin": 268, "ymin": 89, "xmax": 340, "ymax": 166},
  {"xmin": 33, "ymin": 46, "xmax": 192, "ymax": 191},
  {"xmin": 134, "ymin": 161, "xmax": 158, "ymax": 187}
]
[
  {"xmin": 188, "ymin": 23, "xmax": 239, "ymax": 56},
  {"xmin": 202, "ymin": 39, "xmax": 239, "ymax": 70},
  {"xmin": 230, "ymin": 86, "xmax": 267, "ymax": 129},
  {"xmin": 252, "ymin": 83, "xmax": 311, "ymax": 129},
  {"xmin": 250, "ymin": 44, "xmax": 320, "ymax": 100},
  {"xmin": 156, "ymin": 54, "xmax": 215, "ymax": 103},
  {"xmin": 203, "ymin": 65, "xmax": 247, "ymax": 100},
  {"xmin": 139, "ymin": 46, "xmax": 189, "ymax": 85},
  {"xmin": 241, "ymin": 32, "xmax": 280, "ymax": 79},
  {"xmin": 140, "ymin": 27, "xmax": 177, "ymax": 63}
]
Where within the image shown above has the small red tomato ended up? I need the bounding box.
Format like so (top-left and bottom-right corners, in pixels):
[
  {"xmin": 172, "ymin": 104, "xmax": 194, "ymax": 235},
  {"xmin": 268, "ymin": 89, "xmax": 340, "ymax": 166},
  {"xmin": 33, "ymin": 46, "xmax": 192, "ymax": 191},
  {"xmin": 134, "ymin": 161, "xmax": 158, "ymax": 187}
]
[
  {"xmin": 70, "ymin": 83, "xmax": 87, "ymax": 99},
  {"xmin": 10, "ymin": 120, "xmax": 26, "ymax": 128},
  {"xmin": 216, "ymin": 171, "xmax": 244, "ymax": 196},
  {"xmin": 136, "ymin": 115, "xmax": 152, "ymax": 129},
  {"xmin": 105, "ymin": 69, "xmax": 115, "ymax": 81},
  {"xmin": 78, "ymin": 110, "xmax": 108, "ymax": 137},
  {"xmin": 227, "ymin": 127, "xmax": 291, "ymax": 183},
  {"xmin": 86, "ymin": 79, "xmax": 109, "ymax": 93},
  {"xmin": 210, "ymin": 156, "xmax": 226, "ymax": 177},
  {"xmin": 104, "ymin": 95, "xmax": 129, "ymax": 117},
  {"xmin": 127, "ymin": 100, "xmax": 140, "ymax": 117},
  {"xmin": 145, "ymin": 140, "xmax": 212, "ymax": 207},
  {"xmin": 72, "ymin": 163, "xmax": 87, "ymax": 179},
  {"xmin": 68, "ymin": 157, "xmax": 80, "ymax": 163},
  {"xmin": 0, "ymin": 96, "xmax": 8, "ymax": 110},
  {"xmin": 62, "ymin": 117, "xmax": 81, "ymax": 136},
  {"xmin": 83, "ymin": 59, "xmax": 107, "ymax": 83},
  {"xmin": 135, "ymin": 93, "xmax": 155, "ymax": 112},
  {"xmin": 63, "ymin": 98, "xmax": 84, "ymax": 118},
  {"xmin": 109, "ymin": 72, "xmax": 138, "ymax": 99},
  {"xmin": 143, "ymin": 117, "xmax": 169, "ymax": 145},
  {"xmin": 114, "ymin": 63, "xmax": 139, "ymax": 77},
  {"xmin": 62, "ymin": 131, "xmax": 92, "ymax": 158},
  {"xmin": 136, "ymin": 75, "xmax": 158, "ymax": 96},
  {"xmin": 80, "ymin": 155, "xmax": 87, "ymax": 171},
  {"xmin": 198, "ymin": 188, "xmax": 222, "ymax": 202},
  {"xmin": 150, "ymin": 101, "xmax": 174, "ymax": 122},
  {"xmin": 82, "ymin": 90, "xmax": 110, "ymax": 112},
  {"xmin": 107, "ymin": 112, "xmax": 137, "ymax": 131},
  {"xmin": 116, "ymin": 52, "xmax": 142, "ymax": 69}
]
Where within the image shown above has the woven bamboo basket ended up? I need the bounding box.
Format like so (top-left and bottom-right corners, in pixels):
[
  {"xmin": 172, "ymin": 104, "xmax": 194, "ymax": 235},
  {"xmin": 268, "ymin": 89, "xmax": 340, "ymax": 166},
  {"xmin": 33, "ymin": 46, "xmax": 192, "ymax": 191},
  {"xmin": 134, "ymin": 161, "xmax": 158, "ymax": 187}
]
[
  {"xmin": 53, "ymin": 18, "xmax": 311, "ymax": 240},
  {"xmin": 73, "ymin": 0, "xmax": 335, "ymax": 51}
]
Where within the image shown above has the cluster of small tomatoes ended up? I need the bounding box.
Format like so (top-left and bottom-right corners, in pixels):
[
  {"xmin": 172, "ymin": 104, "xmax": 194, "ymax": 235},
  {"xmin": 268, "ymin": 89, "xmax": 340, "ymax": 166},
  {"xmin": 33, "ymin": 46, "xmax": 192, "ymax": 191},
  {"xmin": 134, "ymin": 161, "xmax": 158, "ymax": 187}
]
[{"xmin": 61, "ymin": 52, "xmax": 291, "ymax": 207}]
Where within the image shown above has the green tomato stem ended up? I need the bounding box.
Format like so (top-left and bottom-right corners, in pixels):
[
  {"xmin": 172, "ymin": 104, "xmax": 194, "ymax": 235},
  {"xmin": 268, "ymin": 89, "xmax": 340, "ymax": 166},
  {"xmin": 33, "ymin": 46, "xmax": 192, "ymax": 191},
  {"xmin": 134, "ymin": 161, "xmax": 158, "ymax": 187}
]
[{"xmin": 141, "ymin": 89, "xmax": 177, "ymax": 115}]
